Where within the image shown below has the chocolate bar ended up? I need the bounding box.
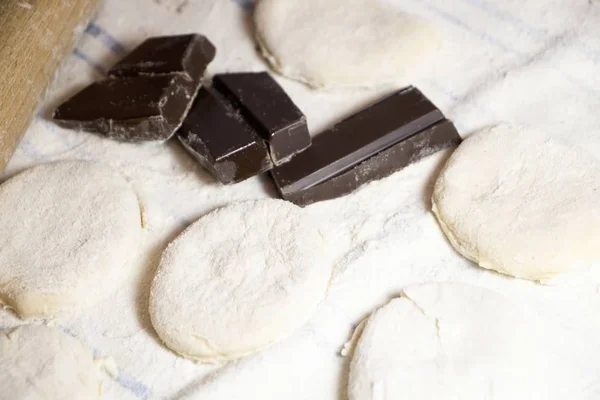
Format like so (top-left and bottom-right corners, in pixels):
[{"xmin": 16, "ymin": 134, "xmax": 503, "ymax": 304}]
[
  {"xmin": 54, "ymin": 34, "xmax": 215, "ymax": 141},
  {"xmin": 282, "ymin": 120, "xmax": 461, "ymax": 206},
  {"xmin": 271, "ymin": 87, "xmax": 444, "ymax": 197},
  {"xmin": 108, "ymin": 34, "xmax": 216, "ymax": 83},
  {"xmin": 178, "ymin": 88, "xmax": 272, "ymax": 184},
  {"xmin": 53, "ymin": 75, "xmax": 196, "ymax": 142},
  {"xmin": 213, "ymin": 72, "xmax": 310, "ymax": 165}
]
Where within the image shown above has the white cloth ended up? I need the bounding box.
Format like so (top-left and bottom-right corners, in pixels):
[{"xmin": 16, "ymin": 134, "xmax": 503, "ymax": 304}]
[{"xmin": 1, "ymin": 0, "xmax": 599, "ymax": 398}]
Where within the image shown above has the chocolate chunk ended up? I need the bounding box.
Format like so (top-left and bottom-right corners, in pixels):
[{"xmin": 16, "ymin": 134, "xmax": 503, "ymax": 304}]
[
  {"xmin": 108, "ymin": 34, "xmax": 216, "ymax": 83},
  {"xmin": 281, "ymin": 120, "xmax": 461, "ymax": 206},
  {"xmin": 213, "ymin": 72, "xmax": 310, "ymax": 165},
  {"xmin": 53, "ymin": 75, "xmax": 197, "ymax": 142},
  {"xmin": 53, "ymin": 34, "xmax": 215, "ymax": 142},
  {"xmin": 178, "ymin": 88, "xmax": 272, "ymax": 184},
  {"xmin": 271, "ymin": 86, "xmax": 444, "ymax": 196}
]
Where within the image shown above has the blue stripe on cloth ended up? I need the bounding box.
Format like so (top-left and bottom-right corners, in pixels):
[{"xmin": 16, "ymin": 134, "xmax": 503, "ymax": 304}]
[
  {"xmin": 72, "ymin": 48, "xmax": 107, "ymax": 76},
  {"xmin": 56, "ymin": 325, "xmax": 152, "ymax": 399},
  {"xmin": 231, "ymin": 0, "xmax": 255, "ymax": 13},
  {"xmin": 85, "ymin": 23, "xmax": 128, "ymax": 56},
  {"xmin": 410, "ymin": 0, "xmax": 597, "ymax": 95}
]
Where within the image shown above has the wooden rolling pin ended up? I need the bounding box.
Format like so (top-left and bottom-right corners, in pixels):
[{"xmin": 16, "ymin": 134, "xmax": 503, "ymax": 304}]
[{"xmin": 0, "ymin": 0, "xmax": 101, "ymax": 172}]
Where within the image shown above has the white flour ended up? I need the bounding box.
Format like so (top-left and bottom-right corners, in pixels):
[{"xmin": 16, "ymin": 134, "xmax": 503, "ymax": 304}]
[
  {"xmin": 347, "ymin": 284, "xmax": 587, "ymax": 400},
  {"xmin": 0, "ymin": 324, "xmax": 100, "ymax": 400},
  {"xmin": 0, "ymin": 0, "xmax": 599, "ymax": 399}
]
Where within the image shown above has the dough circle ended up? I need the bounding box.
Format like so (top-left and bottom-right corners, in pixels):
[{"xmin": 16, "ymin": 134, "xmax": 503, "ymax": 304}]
[
  {"xmin": 254, "ymin": 0, "xmax": 441, "ymax": 89},
  {"xmin": 348, "ymin": 283, "xmax": 561, "ymax": 400},
  {"xmin": 149, "ymin": 200, "xmax": 332, "ymax": 362},
  {"xmin": 432, "ymin": 125, "xmax": 600, "ymax": 281},
  {"xmin": 0, "ymin": 161, "xmax": 142, "ymax": 318},
  {"xmin": 0, "ymin": 324, "xmax": 99, "ymax": 399}
]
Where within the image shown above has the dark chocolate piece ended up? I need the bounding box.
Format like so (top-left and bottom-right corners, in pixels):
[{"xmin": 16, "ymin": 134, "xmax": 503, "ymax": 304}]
[
  {"xmin": 281, "ymin": 120, "xmax": 461, "ymax": 206},
  {"xmin": 271, "ymin": 86, "xmax": 444, "ymax": 196},
  {"xmin": 178, "ymin": 88, "xmax": 272, "ymax": 184},
  {"xmin": 213, "ymin": 72, "xmax": 310, "ymax": 165},
  {"xmin": 53, "ymin": 75, "xmax": 197, "ymax": 142},
  {"xmin": 53, "ymin": 34, "xmax": 215, "ymax": 141},
  {"xmin": 108, "ymin": 34, "xmax": 216, "ymax": 83}
]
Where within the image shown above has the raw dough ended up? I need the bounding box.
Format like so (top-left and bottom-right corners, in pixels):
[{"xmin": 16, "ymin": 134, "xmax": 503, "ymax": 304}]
[
  {"xmin": 254, "ymin": 0, "xmax": 441, "ymax": 89},
  {"xmin": 0, "ymin": 324, "xmax": 100, "ymax": 400},
  {"xmin": 149, "ymin": 200, "xmax": 332, "ymax": 362},
  {"xmin": 432, "ymin": 125, "xmax": 600, "ymax": 281},
  {"xmin": 347, "ymin": 283, "xmax": 563, "ymax": 400},
  {"xmin": 0, "ymin": 161, "xmax": 142, "ymax": 318}
]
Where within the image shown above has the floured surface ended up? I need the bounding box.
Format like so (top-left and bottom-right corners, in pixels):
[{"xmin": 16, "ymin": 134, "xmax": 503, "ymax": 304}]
[
  {"xmin": 348, "ymin": 283, "xmax": 587, "ymax": 400},
  {"xmin": 433, "ymin": 125, "xmax": 600, "ymax": 282},
  {"xmin": 0, "ymin": 324, "xmax": 100, "ymax": 400},
  {"xmin": 0, "ymin": 0, "xmax": 599, "ymax": 398},
  {"xmin": 150, "ymin": 200, "xmax": 332, "ymax": 363}
]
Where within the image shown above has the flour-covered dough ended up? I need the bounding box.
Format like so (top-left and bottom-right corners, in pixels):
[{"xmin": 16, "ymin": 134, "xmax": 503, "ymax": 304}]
[
  {"xmin": 254, "ymin": 0, "xmax": 441, "ymax": 89},
  {"xmin": 0, "ymin": 161, "xmax": 142, "ymax": 318},
  {"xmin": 348, "ymin": 283, "xmax": 564, "ymax": 400},
  {"xmin": 0, "ymin": 324, "xmax": 100, "ymax": 400},
  {"xmin": 432, "ymin": 125, "xmax": 600, "ymax": 281},
  {"xmin": 149, "ymin": 200, "xmax": 332, "ymax": 362}
]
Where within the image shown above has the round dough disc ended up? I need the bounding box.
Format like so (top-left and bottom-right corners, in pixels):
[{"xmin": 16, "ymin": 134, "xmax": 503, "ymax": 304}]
[
  {"xmin": 0, "ymin": 161, "xmax": 142, "ymax": 318},
  {"xmin": 348, "ymin": 283, "xmax": 562, "ymax": 400},
  {"xmin": 0, "ymin": 324, "xmax": 99, "ymax": 399},
  {"xmin": 149, "ymin": 200, "xmax": 332, "ymax": 362},
  {"xmin": 254, "ymin": 0, "xmax": 441, "ymax": 89},
  {"xmin": 432, "ymin": 125, "xmax": 600, "ymax": 281}
]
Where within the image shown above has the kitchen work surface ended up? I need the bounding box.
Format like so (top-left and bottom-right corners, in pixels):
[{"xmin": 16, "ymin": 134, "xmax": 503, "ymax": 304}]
[{"xmin": 1, "ymin": 0, "xmax": 600, "ymax": 399}]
